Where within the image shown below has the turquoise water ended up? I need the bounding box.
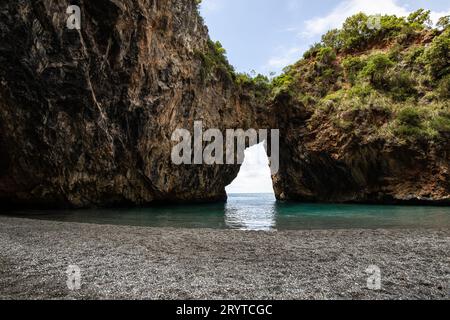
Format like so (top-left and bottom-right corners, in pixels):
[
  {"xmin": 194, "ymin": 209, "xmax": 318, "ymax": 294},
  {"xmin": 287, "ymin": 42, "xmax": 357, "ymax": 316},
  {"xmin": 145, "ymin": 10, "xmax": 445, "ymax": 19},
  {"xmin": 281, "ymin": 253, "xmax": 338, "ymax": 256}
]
[{"xmin": 4, "ymin": 194, "xmax": 450, "ymax": 231}]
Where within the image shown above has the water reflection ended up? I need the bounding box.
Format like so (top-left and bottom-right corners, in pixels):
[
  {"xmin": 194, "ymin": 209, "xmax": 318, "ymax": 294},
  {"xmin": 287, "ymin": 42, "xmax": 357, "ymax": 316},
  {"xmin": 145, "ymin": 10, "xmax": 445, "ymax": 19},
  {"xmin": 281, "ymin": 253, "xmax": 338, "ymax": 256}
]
[
  {"xmin": 273, "ymin": 200, "xmax": 450, "ymax": 230},
  {"xmin": 225, "ymin": 194, "xmax": 277, "ymax": 231},
  {"xmin": 3, "ymin": 194, "xmax": 450, "ymax": 231}
]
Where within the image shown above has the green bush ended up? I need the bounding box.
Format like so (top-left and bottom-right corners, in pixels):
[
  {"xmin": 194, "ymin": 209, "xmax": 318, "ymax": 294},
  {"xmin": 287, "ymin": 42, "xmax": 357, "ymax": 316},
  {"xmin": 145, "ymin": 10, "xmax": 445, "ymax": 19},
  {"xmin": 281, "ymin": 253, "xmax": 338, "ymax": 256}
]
[
  {"xmin": 407, "ymin": 9, "xmax": 431, "ymax": 29},
  {"xmin": 342, "ymin": 56, "xmax": 366, "ymax": 85},
  {"xmin": 196, "ymin": 40, "xmax": 235, "ymax": 83},
  {"xmin": 317, "ymin": 47, "xmax": 337, "ymax": 64},
  {"xmin": 303, "ymin": 42, "xmax": 324, "ymax": 59},
  {"xmin": 321, "ymin": 29, "xmax": 343, "ymax": 50},
  {"xmin": 339, "ymin": 13, "xmax": 372, "ymax": 51},
  {"xmin": 393, "ymin": 107, "xmax": 426, "ymax": 138},
  {"xmin": 404, "ymin": 46, "xmax": 425, "ymax": 65},
  {"xmin": 360, "ymin": 54, "xmax": 394, "ymax": 87},
  {"xmin": 437, "ymin": 75, "xmax": 450, "ymax": 98},
  {"xmin": 395, "ymin": 124, "xmax": 424, "ymax": 137},
  {"xmin": 397, "ymin": 107, "xmax": 422, "ymax": 127},
  {"xmin": 387, "ymin": 70, "xmax": 418, "ymax": 101},
  {"xmin": 338, "ymin": 13, "xmax": 408, "ymax": 51},
  {"xmin": 347, "ymin": 84, "xmax": 373, "ymax": 98},
  {"xmin": 301, "ymin": 9, "xmax": 440, "ymax": 55},
  {"xmin": 431, "ymin": 113, "xmax": 450, "ymax": 133},
  {"xmin": 422, "ymin": 29, "xmax": 450, "ymax": 79},
  {"xmin": 270, "ymin": 73, "xmax": 295, "ymax": 100},
  {"xmin": 388, "ymin": 44, "xmax": 403, "ymax": 62},
  {"xmin": 235, "ymin": 73, "xmax": 253, "ymax": 86},
  {"xmin": 437, "ymin": 16, "xmax": 450, "ymax": 30}
]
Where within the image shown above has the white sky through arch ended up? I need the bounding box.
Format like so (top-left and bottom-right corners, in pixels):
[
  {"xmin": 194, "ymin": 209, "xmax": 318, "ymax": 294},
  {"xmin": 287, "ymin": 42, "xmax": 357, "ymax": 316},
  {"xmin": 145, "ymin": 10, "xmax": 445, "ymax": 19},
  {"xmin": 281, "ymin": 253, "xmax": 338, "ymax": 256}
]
[{"xmin": 226, "ymin": 143, "xmax": 275, "ymax": 194}]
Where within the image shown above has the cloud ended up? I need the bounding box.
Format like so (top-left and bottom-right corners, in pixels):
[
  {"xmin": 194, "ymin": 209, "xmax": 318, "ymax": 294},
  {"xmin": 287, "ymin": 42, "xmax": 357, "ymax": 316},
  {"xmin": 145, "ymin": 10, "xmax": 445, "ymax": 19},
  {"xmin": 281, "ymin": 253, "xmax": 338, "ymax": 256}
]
[
  {"xmin": 303, "ymin": 0, "xmax": 450, "ymax": 38},
  {"xmin": 430, "ymin": 9, "xmax": 450, "ymax": 25},
  {"xmin": 201, "ymin": 0, "xmax": 225, "ymax": 14},
  {"xmin": 267, "ymin": 0, "xmax": 409, "ymax": 72},
  {"xmin": 263, "ymin": 46, "xmax": 306, "ymax": 74},
  {"xmin": 303, "ymin": 0, "xmax": 409, "ymax": 37},
  {"xmin": 267, "ymin": 47, "xmax": 302, "ymax": 68}
]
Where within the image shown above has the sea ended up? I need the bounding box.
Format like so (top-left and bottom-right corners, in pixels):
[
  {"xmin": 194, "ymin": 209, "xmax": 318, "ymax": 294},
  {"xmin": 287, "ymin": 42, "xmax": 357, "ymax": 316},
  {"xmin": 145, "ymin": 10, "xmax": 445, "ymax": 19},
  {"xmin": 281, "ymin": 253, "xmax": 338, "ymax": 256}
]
[{"xmin": 4, "ymin": 193, "xmax": 450, "ymax": 231}]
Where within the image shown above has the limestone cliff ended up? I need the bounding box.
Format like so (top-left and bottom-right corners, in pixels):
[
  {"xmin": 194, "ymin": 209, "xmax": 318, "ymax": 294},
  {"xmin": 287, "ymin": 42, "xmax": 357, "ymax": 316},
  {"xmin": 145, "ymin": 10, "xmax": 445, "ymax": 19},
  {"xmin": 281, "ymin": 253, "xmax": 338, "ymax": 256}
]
[
  {"xmin": 1, "ymin": 3, "xmax": 448, "ymax": 208},
  {"xmin": 270, "ymin": 12, "xmax": 450, "ymax": 205},
  {"xmin": 0, "ymin": 0, "xmax": 257, "ymax": 208}
]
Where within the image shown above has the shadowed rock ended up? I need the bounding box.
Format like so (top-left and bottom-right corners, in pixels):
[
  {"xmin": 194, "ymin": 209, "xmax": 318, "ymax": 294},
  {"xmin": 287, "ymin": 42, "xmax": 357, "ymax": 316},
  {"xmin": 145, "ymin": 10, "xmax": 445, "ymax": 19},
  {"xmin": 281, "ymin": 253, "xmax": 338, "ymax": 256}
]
[{"xmin": 0, "ymin": 0, "xmax": 257, "ymax": 208}]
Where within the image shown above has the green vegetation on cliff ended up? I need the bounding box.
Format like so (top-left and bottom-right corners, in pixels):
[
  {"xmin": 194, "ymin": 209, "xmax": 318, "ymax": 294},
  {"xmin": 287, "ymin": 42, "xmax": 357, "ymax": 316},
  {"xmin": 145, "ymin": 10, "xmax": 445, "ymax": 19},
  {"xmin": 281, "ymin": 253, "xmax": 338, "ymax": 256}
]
[
  {"xmin": 195, "ymin": 39, "xmax": 236, "ymax": 84},
  {"xmin": 270, "ymin": 10, "xmax": 450, "ymax": 142},
  {"xmin": 194, "ymin": 8, "xmax": 449, "ymax": 143}
]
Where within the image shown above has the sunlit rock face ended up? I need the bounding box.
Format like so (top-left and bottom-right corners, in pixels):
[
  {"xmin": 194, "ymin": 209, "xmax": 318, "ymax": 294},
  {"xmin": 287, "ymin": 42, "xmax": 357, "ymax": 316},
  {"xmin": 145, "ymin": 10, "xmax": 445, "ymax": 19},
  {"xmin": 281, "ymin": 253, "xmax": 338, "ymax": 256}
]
[{"xmin": 0, "ymin": 0, "xmax": 259, "ymax": 208}]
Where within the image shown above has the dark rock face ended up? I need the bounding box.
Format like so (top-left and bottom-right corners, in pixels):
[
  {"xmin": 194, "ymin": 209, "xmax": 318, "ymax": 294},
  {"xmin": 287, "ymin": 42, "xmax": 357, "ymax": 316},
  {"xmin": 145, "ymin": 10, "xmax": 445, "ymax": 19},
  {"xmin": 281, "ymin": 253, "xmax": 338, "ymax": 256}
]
[
  {"xmin": 0, "ymin": 0, "xmax": 256, "ymax": 208},
  {"xmin": 0, "ymin": 0, "xmax": 448, "ymax": 209},
  {"xmin": 271, "ymin": 101, "xmax": 450, "ymax": 205}
]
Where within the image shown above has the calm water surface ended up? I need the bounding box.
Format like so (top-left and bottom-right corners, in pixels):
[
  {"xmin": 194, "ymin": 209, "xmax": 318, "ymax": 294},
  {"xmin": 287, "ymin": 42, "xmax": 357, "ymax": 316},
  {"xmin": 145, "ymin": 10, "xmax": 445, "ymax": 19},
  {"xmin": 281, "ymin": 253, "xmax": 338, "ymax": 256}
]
[{"xmin": 5, "ymin": 193, "xmax": 450, "ymax": 231}]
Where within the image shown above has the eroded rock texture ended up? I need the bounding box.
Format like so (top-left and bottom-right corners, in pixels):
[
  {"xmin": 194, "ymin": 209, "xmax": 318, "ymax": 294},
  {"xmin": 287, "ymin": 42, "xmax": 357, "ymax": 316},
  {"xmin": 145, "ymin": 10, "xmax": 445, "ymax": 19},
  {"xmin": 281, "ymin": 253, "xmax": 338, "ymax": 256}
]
[
  {"xmin": 1, "ymin": 0, "xmax": 448, "ymax": 208},
  {"xmin": 0, "ymin": 0, "xmax": 257, "ymax": 208},
  {"xmin": 270, "ymin": 98, "xmax": 450, "ymax": 205}
]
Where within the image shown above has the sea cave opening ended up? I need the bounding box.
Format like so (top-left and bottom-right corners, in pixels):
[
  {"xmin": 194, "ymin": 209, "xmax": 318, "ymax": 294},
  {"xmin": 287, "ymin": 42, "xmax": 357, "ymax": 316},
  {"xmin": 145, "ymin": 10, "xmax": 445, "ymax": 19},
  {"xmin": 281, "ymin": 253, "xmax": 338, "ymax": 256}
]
[
  {"xmin": 224, "ymin": 142, "xmax": 277, "ymax": 231},
  {"xmin": 226, "ymin": 142, "xmax": 275, "ymax": 196}
]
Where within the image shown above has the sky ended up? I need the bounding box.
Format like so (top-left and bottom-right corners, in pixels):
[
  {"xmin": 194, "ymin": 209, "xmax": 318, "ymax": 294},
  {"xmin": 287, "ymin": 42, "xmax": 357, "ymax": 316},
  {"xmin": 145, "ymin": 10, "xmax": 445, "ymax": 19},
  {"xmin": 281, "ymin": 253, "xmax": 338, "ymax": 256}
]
[
  {"xmin": 199, "ymin": 0, "xmax": 450, "ymax": 194},
  {"xmin": 200, "ymin": 0, "xmax": 450, "ymax": 75}
]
